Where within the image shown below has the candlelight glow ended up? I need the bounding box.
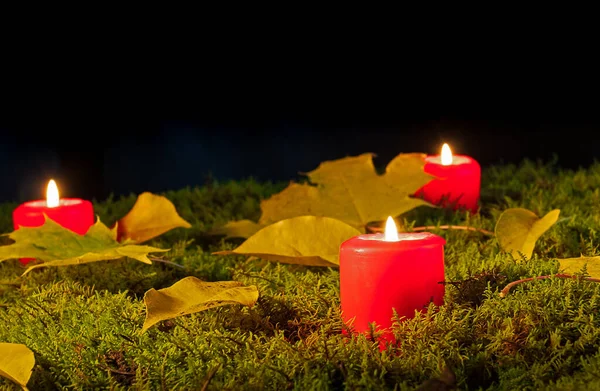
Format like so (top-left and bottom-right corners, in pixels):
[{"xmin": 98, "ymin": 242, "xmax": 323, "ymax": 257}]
[
  {"xmin": 441, "ymin": 143, "xmax": 453, "ymax": 165},
  {"xmin": 46, "ymin": 179, "xmax": 59, "ymax": 208},
  {"xmin": 384, "ymin": 216, "xmax": 399, "ymax": 241}
]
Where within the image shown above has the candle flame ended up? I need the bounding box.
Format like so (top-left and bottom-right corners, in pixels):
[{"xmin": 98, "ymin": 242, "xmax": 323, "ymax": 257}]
[
  {"xmin": 441, "ymin": 143, "xmax": 453, "ymax": 165},
  {"xmin": 46, "ymin": 179, "xmax": 59, "ymax": 208},
  {"xmin": 384, "ymin": 216, "xmax": 399, "ymax": 241}
]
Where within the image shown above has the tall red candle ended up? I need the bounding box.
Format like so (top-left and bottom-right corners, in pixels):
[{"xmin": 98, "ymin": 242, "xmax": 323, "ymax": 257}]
[
  {"xmin": 339, "ymin": 217, "xmax": 446, "ymax": 346},
  {"xmin": 415, "ymin": 143, "xmax": 481, "ymax": 213},
  {"xmin": 12, "ymin": 180, "xmax": 95, "ymax": 265}
]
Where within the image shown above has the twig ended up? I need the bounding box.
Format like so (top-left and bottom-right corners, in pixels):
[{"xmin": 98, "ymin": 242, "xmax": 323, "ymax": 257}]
[
  {"xmin": 200, "ymin": 364, "xmax": 221, "ymax": 391},
  {"xmin": 149, "ymin": 256, "xmax": 186, "ymax": 269},
  {"xmin": 368, "ymin": 225, "xmax": 494, "ymax": 236},
  {"xmin": 500, "ymin": 274, "xmax": 600, "ymax": 298}
]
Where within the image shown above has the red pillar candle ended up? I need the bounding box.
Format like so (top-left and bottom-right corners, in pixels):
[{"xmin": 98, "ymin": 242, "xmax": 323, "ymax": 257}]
[
  {"xmin": 339, "ymin": 217, "xmax": 446, "ymax": 346},
  {"xmin": 415, "ymin": 143, "xmax": 481, "ymax": 213},
  {"xmin": 12, "ymin": 179, "xmax": 95, "ymax": 264}
]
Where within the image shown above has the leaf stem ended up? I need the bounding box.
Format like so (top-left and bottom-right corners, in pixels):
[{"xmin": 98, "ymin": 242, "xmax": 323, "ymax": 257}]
[
  {"xmin": 149, "ymin": 256, "xmax": 186, "ymax": 269},
  {"xmin": 499, "ymin": 273, "xmax": 600, "ymax": 298}
]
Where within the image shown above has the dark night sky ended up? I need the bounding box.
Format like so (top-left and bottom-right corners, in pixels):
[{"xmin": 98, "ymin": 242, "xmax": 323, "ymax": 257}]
[{"xmin": 1, "ymin": 76, "xmax": 599, "ymax": 204}]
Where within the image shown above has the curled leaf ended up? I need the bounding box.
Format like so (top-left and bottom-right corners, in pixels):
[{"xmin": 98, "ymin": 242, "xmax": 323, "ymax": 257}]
[
  {"xmin": 214, "ymin": 216, "xmax": 361, "ymax": 267},
  {"xmin": 495, "ymin": 208, "xmax": 560, "ymax": 259},
  {"xmin": 209, "ymin": 220, "xmax": 264, "ymax": 239},
  {"xmin": 258, "ymin": 153, "xmax": 433, "ymax": 230},
  {"xmin": 142, "ymin": 277, "xmax": 258, "ymax": 332},
  {"xmin": 117, "ymin": 192, "xmax": 192, "ymax": 243},
  {"xmin": 0, "ymin": 342, "xmax": 34, "ymax": 390},
  {"xmin": 558, "ymin": 256, "xmax": 600, "ymax": 278},
  {"xmin": 0, "ymin": 217, "xmax": 168, "ymax": 275}
]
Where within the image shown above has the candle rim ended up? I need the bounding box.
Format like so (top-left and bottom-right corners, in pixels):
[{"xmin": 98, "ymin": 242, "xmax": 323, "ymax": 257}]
[
  {"xmin": 21, "ymin": 199, "xmax": 85, "ymax": 208},
  {"xmin": 358, "ymin": 232, "xmax": 433, "ymax": 241},
  {"xmin": 425, "ymin": 154, "xmax": 472, "ymax": 165},
  {"xmin": 343, "ymin": 231, "xmax": 446, "ymax": 250}
]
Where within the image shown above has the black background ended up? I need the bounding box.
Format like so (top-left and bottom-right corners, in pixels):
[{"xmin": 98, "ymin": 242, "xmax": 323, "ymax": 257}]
[{"xmin": 1, "ymin": 70, "xmax": 598, "ymax": 204}]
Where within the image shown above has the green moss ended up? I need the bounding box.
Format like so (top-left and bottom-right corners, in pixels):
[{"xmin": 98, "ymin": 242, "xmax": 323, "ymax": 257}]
[{"xmin": 3, "ymin": 164, "xmax": 600, "ymax": 389}]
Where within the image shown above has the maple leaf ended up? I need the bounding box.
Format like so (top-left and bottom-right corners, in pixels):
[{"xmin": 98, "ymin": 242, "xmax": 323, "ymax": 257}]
[
  {"xmin": 495, "ymin": 208, "xmax": 560, "ymax": 260},
  {"xmin": 0, "ymin": 343, "xmax": 34, "ymax": 390},
  {"xmin": 216, "ymin": 153, "xmax": 433, "ymax": 238},
  {"xmin": 0, "ymin": 217, "xmax": 168, "ymax": 276},
  {"xmin": 141, "ymin": 277, "xmax": 259, "ymax": 332},
  {"xmin": 214, "ymin": 216, "xmax": 361, "ymax": 267},
  {"xmin": 117, "ymin": 192, "xmax": 192, "ymax": 243}
]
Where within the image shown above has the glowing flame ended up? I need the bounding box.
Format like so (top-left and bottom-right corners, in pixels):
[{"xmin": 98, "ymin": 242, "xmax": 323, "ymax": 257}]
[
  {"xmin": 441, "ymin": 143, "xmax": 453, "ymax": 165},
  {"xmin": 46, "ymin": 179, "xmax": 59, "ymax": 208},
  {"xmin": 384, "ymin": 216, "xmax": 399, "ymax": 241}
]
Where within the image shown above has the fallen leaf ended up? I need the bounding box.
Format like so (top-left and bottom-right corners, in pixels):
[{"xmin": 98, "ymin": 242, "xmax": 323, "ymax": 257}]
[
  {"xmin": 495, "ymin": 208, "xmax": 560, "ymax": 259},
  {"xmin": 142, "ymin": 277, "xmax": 258, "ymax": 332},
  {"xmin": 558, "ymin": 256, "xmax": 600, "ymax": 278},
  {"xmin": 209, "ymin": 220, "xmax": 264, "ymax": 239},
  {"xmin": 118, "ymin": 192, "xmax": 192, "ymax": 243},
  {"xmin": 214, "ymin": 216, "xmax": 361, "ymax": 266},
  {"xmin": 258, "ymin": 153, "xmax": 433, "ymax": 231},
  {"xmin": 0, "ymin": 217, "xmax": 168, "ymax": 275},
  {"xmin": 0, "ymin": 342, "xmax": 34, "ymax": 390}
]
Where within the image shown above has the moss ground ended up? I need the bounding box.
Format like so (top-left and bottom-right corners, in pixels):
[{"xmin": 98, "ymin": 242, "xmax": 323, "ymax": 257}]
[{"xmin": 3, "ymin": 161, "xmax": 600, "ymax": 390}]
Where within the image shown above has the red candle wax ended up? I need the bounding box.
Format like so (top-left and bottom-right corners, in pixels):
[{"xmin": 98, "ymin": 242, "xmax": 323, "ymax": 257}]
[
  {"xmin": 12, "ymin": 182, "xmax": 94, "ymax": 265},
  {"xmin": 339, "ymin": 231, "xmax": 446, "ymax": 346},
  {"xmin": 415, "ymin": 150, "xmax": 481, "ymax": 213}
]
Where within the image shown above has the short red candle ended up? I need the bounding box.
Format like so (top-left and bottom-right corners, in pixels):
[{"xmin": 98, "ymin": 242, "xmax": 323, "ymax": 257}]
[
  {"xmin": 339, "ymin": 230, "xmax": 446, "ymax": 346},
  {"xmin": 415, "ymin": 145, "xmax": 481, "ymax": 213},
  {"xmin": 12, "ymin": 180, "xmax": 94, "ymax": 265}
]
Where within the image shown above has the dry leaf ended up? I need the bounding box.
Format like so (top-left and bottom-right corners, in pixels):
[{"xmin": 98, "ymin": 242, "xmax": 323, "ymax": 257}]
[
  {"xmin": 258, "ymin": 153, "xmax": 433, "ymax": 231},
  {"xmin": 142, "ymin": 277, "xmax": 258, "ymax": 332},
  {"xmin": 214, "ymin": 216, "xmax": 361, "ymax": 266},
  {"xmin": 495, "ymin": 208, "xmax": 560, "ymax": 259},
  {"xmin": 209, "ymin": 220, "xmax": 264, "ymax": 239},
  {"xmin": 558, "ymin": 256, "xmax": 600, "ymax": 278},
  {"xmin": 117, "ymin": 192, "xmax": 192, "ymax": 243},
  {"xmin": 0, "ymin": 217, "xmax": 168, "ymax": 276},
  {"xmin": 0, "ymin": 342, "xmax": 34, "ymax": 390}
]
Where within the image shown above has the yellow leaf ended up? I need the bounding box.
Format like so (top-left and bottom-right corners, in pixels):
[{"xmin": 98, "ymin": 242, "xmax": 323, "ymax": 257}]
[
  {"xmin": 258, "ymin": 153, "xmax": 433, "ymax": 230},
  {"xmin": 558, "ymin": 256, "xmax": 600, "ymax": 278},
  {"xmin": 117, "ymin": 192, "xmax": 192, "ymax": 243},
  {"xmin": 142, "ymin": 277, "xmax": 258, "ymax": 332},
  {"xmin": 214, "ymin": 216, "xmax": 361, "ymax": 267},
  {"xmin": 495, "ymin": 208, "xmax": 560, "ymax": 259},
  {"xmin": 22, "ymin": 245, "xmax": 168, "ymax": 276},
  {"xmin": 209, "ymin": 220, "xmax": 264, "ymax": 239},
  {"xmin": 0, "ymin": 217, "xmax": 168, "ymax": 275},
  {"xmin": 0, "ymin": 342, "xmax": 34, "ymax": 390}
]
